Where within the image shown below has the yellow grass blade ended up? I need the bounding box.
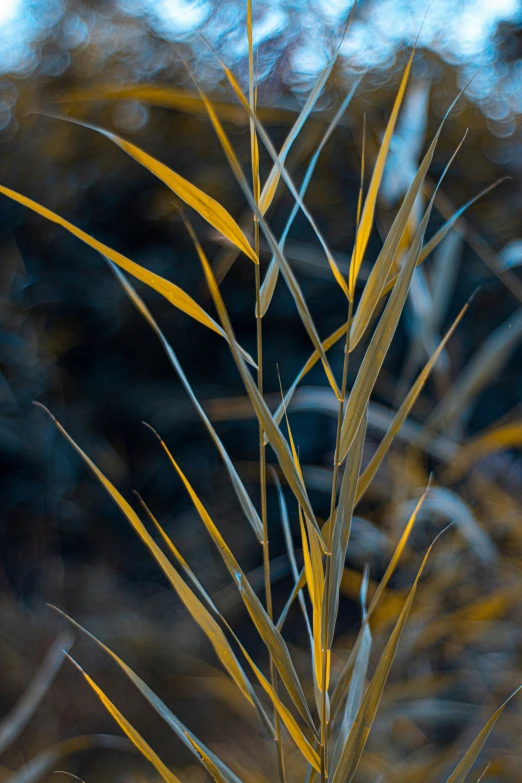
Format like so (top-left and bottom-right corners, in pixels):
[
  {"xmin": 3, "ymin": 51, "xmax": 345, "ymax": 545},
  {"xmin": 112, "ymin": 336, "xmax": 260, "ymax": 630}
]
[
  {"xmin": 331, "ymin": 527, "xmax": 450, "ymax": 783},
  {"xmin": 35, "ymin": 404, "xmax": 255, "ymax": 708},
  {"xmin": 185, "ymin": 734, "xmax": 232, "ymax": 783},
  {"xmin": 381, "ymin": 179, "xmax": 507, "ymax": 300},
  {"xmin": 51, "ymin": 607, "xmax": 246, "ymax": 783},
  {"xmin": 0, "ymin": 633, "xmax": 73, "ymax": 756},
  {"xmin": 258, "ymin": 48, "xmax": 345, "ymax": 217},
  {"xmin": 368, "ymin": 484, "xmax": 429, "ymax": 619},
  {"xmin": 67, "ymin": 656, "xmax": 182, "ymax": 783},
  {"xmin": 339, "ymin": 136, "xmax": 466, "ymax": 462},
  {"xmin": 348, "ymin": 51, "xmax": 414, "ymax": 299},
  {"xmin": 54, "ymin": 83, "xmax": 295, "ymax": 124},
  {"xmin": 106, "ymin": 259, "xmax": 263, "ymax": 540},
  {"xmin": 218, "ymin": 58, "xmax": 350, "ymax": 301},
  {"xmin": 0, "ymin": 186, "xmax": 260, "ymax": 362},
  {"xmin": 233, "ymin": 637, "xmax": 321, "ymax": 771},
  {"xmin": 272, "ymin": 179, "xmax": 499, "ymax": 427},
  {"xmin": 259, "ymin": 80, "xmax": 361, "ymax": 317},
  {"xmin": 444, "ymin": 686, "xmax": 522, "ymax": 783},
  {"xmin": 355, "ymin": 299, "xmax": 469, "ymax": 502},
  {"xmin": 183, "ymin": 73, "xmax": 341, "ymax": 400},
  {"xmin": 47, "ymin": 115, "xmax": 258, "ymax": 264},
  {"xmin": 349, "ymin": 108, "xmax": 468, "ymax": 352},
  {"xmin": 184, "ymin": 220, "xmax": 326, "ymax": 550},
  {"xmin": 147, "ymin": 425, "xmax": 316, "ymax": 734}
]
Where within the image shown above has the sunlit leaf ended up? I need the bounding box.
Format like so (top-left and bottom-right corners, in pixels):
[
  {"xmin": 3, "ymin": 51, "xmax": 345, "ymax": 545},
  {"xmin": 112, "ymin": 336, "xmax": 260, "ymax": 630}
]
[
  {"xmin": 68, "ymin": 656, "xmax": 182, "ymax": 783},
  {"xmin": 148, "ymin": 425, "xmax": 316, "ymax": 733},
  {"xmin": 47, "ymin": 115, "xmax": 258, "ymax": 264},
  {"xmin": 106, "ymin": 259, "xmax": 263, "ymax": 540},
  {"xmin": 0, "ymin": 186, "xmax": 258, "ymax": 367},
  {"xmin": 35, "ymin": 403, "xmax": 255, "ymax": 708}
]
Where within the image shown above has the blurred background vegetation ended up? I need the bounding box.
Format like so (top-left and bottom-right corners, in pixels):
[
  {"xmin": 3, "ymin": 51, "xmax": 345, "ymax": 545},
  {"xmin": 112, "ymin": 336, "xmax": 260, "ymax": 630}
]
[{"xmin": 1, "ymin": 1, "xmax": 522, "ymax": 781}]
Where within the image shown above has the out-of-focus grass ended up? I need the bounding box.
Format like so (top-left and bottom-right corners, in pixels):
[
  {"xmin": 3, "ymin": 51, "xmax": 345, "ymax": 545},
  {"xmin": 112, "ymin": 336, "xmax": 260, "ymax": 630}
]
[{"xmin": 1, "ymin": 9, "xmax": 522, "ymax": 783}]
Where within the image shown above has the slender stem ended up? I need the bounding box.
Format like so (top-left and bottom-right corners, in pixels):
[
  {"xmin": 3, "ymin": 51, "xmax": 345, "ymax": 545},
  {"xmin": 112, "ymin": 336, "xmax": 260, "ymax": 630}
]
[{"xmin": 320, "ymin": 295, "xmax": 354, "ymax": 783}]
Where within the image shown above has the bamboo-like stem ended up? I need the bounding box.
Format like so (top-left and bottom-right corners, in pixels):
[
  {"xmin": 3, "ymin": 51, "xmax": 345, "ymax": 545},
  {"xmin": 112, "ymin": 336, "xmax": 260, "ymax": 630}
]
[
  {"xmin": 248, "ymin": 4, "xmax": 286, "ymax": 780},
  {"xmin": 319, "ymin": 294, "xmax": 354, "ymax": 783}
]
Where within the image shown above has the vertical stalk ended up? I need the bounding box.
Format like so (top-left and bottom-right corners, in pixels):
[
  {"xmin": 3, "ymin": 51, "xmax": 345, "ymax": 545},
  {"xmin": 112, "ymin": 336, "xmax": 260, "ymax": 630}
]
[
  {"xmin": 248, "ymin": 3, "xmax": 285, "ymax": 780},
  {"xmin": 320, "ymin": 295, "xmax": 354, "ymax": 783}
]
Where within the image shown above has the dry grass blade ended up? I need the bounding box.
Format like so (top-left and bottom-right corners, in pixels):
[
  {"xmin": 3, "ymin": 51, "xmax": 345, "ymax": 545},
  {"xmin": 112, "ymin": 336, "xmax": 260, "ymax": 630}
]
[
  {"xmin": 381, "ymin": 179, "xmax": 508, "ymax": 300},
  {"xmin": 135, "ymin": 492, "xmax": 219, "ymax": 612},
  {"xmin": 355, "ymin": 299, "xmax": 469, "ymax": 503},
  {"xmin": 106, "ymin": 259, "xmax": 263, "ymax": 540},
  {"xmin": 348, "ymin": 51, "xmax": 414, "ymax": 299},
  {"xmin": 185, "ymin": 734, "xmax": 233, "ymax": 783},
  {"xmin": 330, "ymin": 569, "xmax": 372, "ymax": 775},
  {"xmin": 425, "ymin": 307, "xmax": 522, "ymax": 435},
  {"xmin": 273, "ymin": 179, "xmax": 499, "ymax": 426},
  {"xmin": 47, "ymin": 115, "xmax": 258, "ymax": 264},
  {"xmin": 260, "ymin": 80, "xmax": 362, "ymax": 317},
  {"xmin": 233, "ymin": 638, "xmax": 321, "ymax": 771},
  {"xmin": 0, "ymin": 632, "xmax": 73, "ymax": 756},
  {"xmin": 329, "ymin": 488, "xmax": 428, "ymax": 724},
  {"xmin": 49, "ymin": 607, "xmax": 244, "ymax": 783},
  {"xmin": 34, "ymin": 403, "xmax": 255, "ymax": 708},
  {"xmin": 444, "ymin": 686, "xmax": 522, "ymax": 783},
  {"xmin": 331, "ymin": 527, "xmax": 450, "ymax": 783},
  {"xmin": 217, "ymin": 59, "xmax": 350, "ymax": 302},
  {"xmin": 184, "ymin": 220, "xmax": 325, "ymax": 549},
  {"xmin": 326, "ymin": 411, "xmax": 367, "ymax": 649},
  {"xmin": 339, "ymin": 134, "xmax": 466, "ymax": 461},
  {"xmin": 53, "ymin": 84, "xmax": 294, "ymax": 123},
  {"xmin": 349, "ymin": 100, "xmax": 468, "ymax": 352},
  {"xmin": 368, "ymin": 485, "xmax": 429, "ymax": 619},
  {"xmin": 5, "ymin": 735, "xmax": 130, "ymax": 783},
  {"xmin": 258, "ymin": 47, "xmax": 344, "ymax": 217},
  {"xmin": 147, "ymin": 425, "xmax": 316, "ymax": 733},
  {"xmin": 185, "ymin": 71, "xmax": 341, "ymax": 399},
  {"xmin": 66, "ymin": 655, "xmax": 182, "ymax": 783},
  {"xmin": 0, "ymin": 186, "xmax": 259, "ymax": 365},
  {"xmin": 398, "ymin": 487, "xmax": 497, "ymax": 563}
]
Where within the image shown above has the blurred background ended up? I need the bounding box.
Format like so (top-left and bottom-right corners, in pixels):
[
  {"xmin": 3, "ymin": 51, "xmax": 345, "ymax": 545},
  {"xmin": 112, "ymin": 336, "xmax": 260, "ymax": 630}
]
[{"xmin": 1, "ymin": 0, "xmax": 522, "ymax": 781}]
